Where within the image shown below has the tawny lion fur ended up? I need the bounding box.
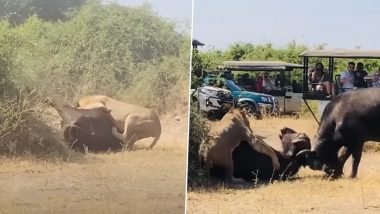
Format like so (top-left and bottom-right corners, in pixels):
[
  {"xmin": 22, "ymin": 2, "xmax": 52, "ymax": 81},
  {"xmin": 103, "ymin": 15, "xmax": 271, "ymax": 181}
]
[{"xmin": 75, "ymin": 95, "xmax": 161, "ymax": 150}]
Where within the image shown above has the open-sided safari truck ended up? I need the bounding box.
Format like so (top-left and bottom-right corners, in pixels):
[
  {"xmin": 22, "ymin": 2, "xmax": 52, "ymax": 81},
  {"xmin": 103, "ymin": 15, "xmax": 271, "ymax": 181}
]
[
  {"xmin": 222, "ymin": 61, "xmax": 304, "ymax": 117},
  {"xmin": 192, "ymin": 68, "xmax": 279, "ymax": 119},
  {"xmin": 300, "ymin": 49, "xmax": 380, "ymax": 124}
]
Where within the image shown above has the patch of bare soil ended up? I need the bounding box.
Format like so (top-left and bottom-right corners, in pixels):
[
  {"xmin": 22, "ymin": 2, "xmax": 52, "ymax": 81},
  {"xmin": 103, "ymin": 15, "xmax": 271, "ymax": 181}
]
[
  {"xmin": 187, "ymin": 117, "xmax": 380, "ymax": 214},
  {"xmin": 0, "ymin": 113, "xmax": 188, "ymax": 214}
]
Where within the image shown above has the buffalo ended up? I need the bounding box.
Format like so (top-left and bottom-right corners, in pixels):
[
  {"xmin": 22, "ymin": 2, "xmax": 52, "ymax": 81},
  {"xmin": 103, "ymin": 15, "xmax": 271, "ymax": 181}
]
[
  {"xmin": 297, "ymin": 88, "xmax": 380, "ymax": 178},
  {"xmin": 210, "ymin": 127, "xmax": 311, "ymax": 182},
  {"xmin": 47, "ymin": 99, "xmax": 122, "ymax": 152}
]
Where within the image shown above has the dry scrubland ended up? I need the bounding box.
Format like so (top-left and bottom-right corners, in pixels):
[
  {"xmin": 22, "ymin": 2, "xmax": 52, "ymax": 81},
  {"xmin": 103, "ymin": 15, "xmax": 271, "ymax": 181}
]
[
  {"xmin": 0, "ymin": 2, "xmax": 191, "ymax": 213},
  {"xmin": 0, "ymin": 113, "xmax": 188, "ymax": 214},
  {"xmin": 187, "ymin": 117, "xmax": 380, "ymax": 214}
]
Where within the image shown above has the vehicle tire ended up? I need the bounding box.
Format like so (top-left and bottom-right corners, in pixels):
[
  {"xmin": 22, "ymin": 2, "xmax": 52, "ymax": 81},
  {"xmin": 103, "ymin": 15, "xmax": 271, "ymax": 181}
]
[{"xmin": 239, "ymin": 101, "xmax": 258, "ymax": 118}]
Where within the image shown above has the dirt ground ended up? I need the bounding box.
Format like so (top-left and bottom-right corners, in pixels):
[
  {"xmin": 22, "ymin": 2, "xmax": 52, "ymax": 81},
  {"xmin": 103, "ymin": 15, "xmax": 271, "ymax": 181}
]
[
  {"xmin": 0, "ymin": 114, "xmax": 188, "ymax": 214},
  {"xmin": 187, "ymin": 116, "xmax": 380, "ymax": 214}
]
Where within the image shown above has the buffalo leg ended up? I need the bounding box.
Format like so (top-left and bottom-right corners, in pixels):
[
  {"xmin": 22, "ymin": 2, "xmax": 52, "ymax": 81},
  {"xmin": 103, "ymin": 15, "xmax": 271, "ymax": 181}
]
[
  {"xmin": 350, "ymin": 142, "xmax": 364, "ymax": 178},
  {"xmin": 335, "ymin": 146, "xmax": 351, "ymax": 176}
]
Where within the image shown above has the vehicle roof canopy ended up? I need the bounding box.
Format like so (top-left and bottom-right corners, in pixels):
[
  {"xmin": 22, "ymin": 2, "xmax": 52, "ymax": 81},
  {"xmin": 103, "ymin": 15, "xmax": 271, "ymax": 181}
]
[
  {"xmin": 222, "ymin": 61, "xmax": 304, "ymax": 71},
  {"xmin": 300, "ymin": 49, "xmax": 380, "ymax": 58}
]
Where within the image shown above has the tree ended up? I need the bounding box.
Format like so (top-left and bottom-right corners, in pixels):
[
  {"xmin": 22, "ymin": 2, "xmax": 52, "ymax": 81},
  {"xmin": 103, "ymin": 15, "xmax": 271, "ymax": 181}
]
[{"xmin": 0, "ymin": 0, "xmax": 85, "ymax": 25}]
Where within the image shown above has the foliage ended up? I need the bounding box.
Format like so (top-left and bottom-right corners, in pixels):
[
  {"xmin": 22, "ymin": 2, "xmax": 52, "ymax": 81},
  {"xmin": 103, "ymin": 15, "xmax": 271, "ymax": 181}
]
[
  {"xmin": 191, "ymin": 48, "xmax": 203, "ymax": 77},
  {"xmin": 0, "ymin": 0, "xmax": 85, "ymax": 25},
  {"xmin": 125, "ymin": 55, "xmax": 190, "ymax": 113},
  {"xmin": 0, "ymin": 21, "xmax": 20, "ymax": 95},
  {"xmin": 191, "ymin": 47, "xmax": 224, "ymax": 89},
  {"xmin": 1, "ymin": 1, "xmax": 187, "ymax": 103},
  {"xmin": 0, "ymin": 91, "xmax": 69, "ymax": 158},
  {"xmin": 187, "ymin": 102, "xmax": 211, "ymax": 188}
]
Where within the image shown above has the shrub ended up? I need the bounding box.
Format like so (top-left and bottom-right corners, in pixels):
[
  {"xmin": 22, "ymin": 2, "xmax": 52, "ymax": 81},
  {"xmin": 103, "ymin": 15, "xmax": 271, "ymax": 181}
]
[{"xmin": 187, "ymin": 103, "xmax": 211, "ymax": 188}]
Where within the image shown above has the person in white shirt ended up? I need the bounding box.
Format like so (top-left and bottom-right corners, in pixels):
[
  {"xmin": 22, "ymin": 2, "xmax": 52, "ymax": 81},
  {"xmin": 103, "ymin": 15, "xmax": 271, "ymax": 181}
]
[
  {"xmin": 373, "ymin": 67, "xmax": 380, "ymax": 87},
  {"xmin": 340, "ymin": 61, "xmax": 355, "ymax": 91},
  {"xmin": 262, "ymin": 73, "xmax": 275, "ymax": 93}
]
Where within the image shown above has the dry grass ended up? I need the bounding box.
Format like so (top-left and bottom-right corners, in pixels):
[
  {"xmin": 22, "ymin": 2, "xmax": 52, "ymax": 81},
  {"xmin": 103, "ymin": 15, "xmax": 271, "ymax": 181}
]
[
  {"xmin": 187, "ymin": 117, "xmax": 380, "ymax": 214},
  {"xmin": 0, "ymin": 114, "xmax": 188, "ymax": 214}
]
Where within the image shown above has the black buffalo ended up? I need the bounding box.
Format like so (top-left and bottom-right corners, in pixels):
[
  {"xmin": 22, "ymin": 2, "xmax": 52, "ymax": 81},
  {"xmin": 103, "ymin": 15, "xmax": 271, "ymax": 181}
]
[
  {"xmin": 210, "ymin": 127, "xmax": 311, "ymax": 182},
  {"xmin": 297, "ymin": 88, "xmax": 380, "ymax": 178},
  {"xmin": 47, "ymin": 99, "xmax": 122, "ymax": 152}
]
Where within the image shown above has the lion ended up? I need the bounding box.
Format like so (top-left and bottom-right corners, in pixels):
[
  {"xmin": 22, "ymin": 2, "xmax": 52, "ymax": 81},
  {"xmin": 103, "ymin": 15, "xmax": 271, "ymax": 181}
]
[
  {"xmin": 75, "ymin": 95, "xmax": 161, "ymax": 151},
  {"xmin": 199, "ymin": 108, "xmax": 280, "ymax": 183}
]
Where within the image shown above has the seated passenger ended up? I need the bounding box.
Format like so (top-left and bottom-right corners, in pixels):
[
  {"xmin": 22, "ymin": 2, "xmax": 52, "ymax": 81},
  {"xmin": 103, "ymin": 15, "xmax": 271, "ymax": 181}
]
[
  {"xmin": 256, "ymin": 76, "xmax": 264, "ymax": 93},
  {"xmin": 353, "ymin": 62, "xmax": 368, "ymax": 88},
  {"xmin": 236, "ymin": 74, "xmax": 242, "ymax": 85},
  {"xmin": 262, "ymin": 73, "xmax": 275, "ymax": 94},
  {"xmin": 309, "ymin": 62, "xmax": 335, "ymax": 98},
  {"xmin": 274, "ymin": 73, "xmax": 282, "ymax": 89},
  {"xmin": 372, "ymin": 67, "xmax": 380, "ymax": 87},
  {"xmin": 241, "ymin": 73, "xmax": 254, "ymax": 91},
  {"xmin": 340, "ymin": 61, "xmax": 355, "ymax": 91}
]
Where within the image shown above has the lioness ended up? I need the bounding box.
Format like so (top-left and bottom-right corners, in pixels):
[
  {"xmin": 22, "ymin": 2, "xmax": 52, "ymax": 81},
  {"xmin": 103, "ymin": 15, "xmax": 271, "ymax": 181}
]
[
  {"xmin": 199, "ymin": 108, "xmax": 280, "ymax": 183},
  {"xmin": 75, "ymin": 95, "xmax": 161, "ymax": 150}
]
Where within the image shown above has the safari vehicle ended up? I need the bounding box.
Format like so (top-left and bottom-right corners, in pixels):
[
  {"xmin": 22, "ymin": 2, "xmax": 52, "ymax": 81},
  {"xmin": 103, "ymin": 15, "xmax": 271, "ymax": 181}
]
[
  {"xmin": 300, "ymin": 49, "xmax": 380, "ymax": 124},
  {"xmin": 191, "ymin": 71, "xmax": 234, "ymax": 119},
  {"xmin": 192, "ymin": 69, "xmax": 277, "ymax": 119},
  {"xmin": 203, "ymin": 67, "xmax": 280, "ymax": 119},
  {"xmin": 222, "ymin": 61, "xmax": 304, "ymax": 117},
  {"xmin": 191, "ymin": 84, "xmax": 233, "ymax": 119},
  {"xmin": 223, "ymin": 78, "xmax": 279, "ymax": 119}
]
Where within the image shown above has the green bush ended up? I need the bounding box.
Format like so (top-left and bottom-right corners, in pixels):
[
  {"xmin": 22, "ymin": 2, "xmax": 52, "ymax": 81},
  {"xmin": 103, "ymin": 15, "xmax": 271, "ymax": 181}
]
[{"xmin": 187, "ymin": 103, "xmax": 211, "ymax": 188}]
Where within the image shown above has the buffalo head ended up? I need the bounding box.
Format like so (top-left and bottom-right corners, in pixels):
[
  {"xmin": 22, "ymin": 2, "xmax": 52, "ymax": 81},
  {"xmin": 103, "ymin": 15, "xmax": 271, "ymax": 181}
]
[
  {"xmin": 296, "ymin": 149, "xmax": 342, "ymax": 178},
  {"xmin": 279, "ymin": 127, "xmax": 311, "ymax": 157}
]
